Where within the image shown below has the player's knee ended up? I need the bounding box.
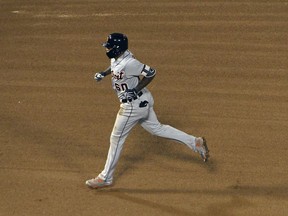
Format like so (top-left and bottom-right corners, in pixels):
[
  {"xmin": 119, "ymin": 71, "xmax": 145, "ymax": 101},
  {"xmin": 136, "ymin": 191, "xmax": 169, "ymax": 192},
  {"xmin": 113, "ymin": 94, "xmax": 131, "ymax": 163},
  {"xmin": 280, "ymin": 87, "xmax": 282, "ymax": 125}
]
[
  {"xmin": 149, "ymin": 124, "xmax": 165, "ymax": 136},
  {"xmin": 110, "ymin": 134, "xmax": 120, "ymax": 144}
]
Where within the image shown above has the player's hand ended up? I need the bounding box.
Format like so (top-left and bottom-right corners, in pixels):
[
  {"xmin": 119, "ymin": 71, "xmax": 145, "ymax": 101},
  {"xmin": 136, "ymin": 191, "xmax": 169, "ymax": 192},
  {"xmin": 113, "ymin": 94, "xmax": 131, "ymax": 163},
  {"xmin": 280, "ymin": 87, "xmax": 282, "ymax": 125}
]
[
  {"xmin": 125, "ymin": 88, "xmax": 138, "ymax": 101},
  {"xmin": 94, "ymin": 72, "xmax": 105, "ymax": 81}
]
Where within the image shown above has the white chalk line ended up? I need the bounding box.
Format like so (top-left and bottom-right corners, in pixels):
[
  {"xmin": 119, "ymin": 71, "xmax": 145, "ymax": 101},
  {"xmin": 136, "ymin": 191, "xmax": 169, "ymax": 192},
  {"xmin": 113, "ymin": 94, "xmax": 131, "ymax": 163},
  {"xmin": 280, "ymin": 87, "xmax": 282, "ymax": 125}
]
[
  {"xmin": 11, "ymin": 10, "xmax": 288, "ymax": 19},
  {"xmin": 11, "ymin": 10, "xmax": 157, "ymax": 18}
]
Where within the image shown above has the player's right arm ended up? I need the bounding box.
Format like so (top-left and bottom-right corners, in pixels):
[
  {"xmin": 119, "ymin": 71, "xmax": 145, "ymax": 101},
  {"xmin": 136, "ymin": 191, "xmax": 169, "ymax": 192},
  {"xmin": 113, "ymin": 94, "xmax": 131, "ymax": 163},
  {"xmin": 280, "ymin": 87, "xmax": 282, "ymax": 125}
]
[{"xmin": 94, "ymin": 66, "xmax": 111, "ymax": 81}]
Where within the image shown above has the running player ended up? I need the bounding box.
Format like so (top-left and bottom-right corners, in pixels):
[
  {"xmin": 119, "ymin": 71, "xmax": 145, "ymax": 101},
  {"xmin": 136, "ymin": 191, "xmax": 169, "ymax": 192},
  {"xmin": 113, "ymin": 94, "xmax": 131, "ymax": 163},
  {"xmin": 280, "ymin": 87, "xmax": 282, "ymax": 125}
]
[{"xmin": 86, "ymin": 33, "xmax": 209, "ymax": 189}]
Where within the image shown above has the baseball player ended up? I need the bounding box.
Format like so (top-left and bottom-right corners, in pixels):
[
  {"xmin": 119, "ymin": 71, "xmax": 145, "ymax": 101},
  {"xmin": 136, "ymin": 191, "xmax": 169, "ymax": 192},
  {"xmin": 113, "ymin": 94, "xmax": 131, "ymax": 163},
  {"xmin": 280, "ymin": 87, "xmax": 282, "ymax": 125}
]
[{"xmin": 86, "ymin": 33, "xmax": 209, "ymax": 189}]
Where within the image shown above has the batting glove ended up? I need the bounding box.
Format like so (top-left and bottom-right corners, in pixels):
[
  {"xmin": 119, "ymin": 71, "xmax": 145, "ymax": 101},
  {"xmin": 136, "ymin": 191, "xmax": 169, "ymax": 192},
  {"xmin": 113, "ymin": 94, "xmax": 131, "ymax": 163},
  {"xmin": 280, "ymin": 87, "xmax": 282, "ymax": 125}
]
[
  {"xmin": 125, "ymin": 88, "xmax": 138, "ymax": 101},
  {"xmin": 94, "ymin": 72, "xmax": 105, "ymax": 81}
]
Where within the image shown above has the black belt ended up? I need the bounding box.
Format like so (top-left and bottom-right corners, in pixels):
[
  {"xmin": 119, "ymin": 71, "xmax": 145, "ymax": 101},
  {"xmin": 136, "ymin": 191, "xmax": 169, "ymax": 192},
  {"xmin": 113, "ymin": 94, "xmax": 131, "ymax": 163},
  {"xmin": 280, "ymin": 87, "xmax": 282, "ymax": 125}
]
[{"xmin": 121, "ymin": 91, "xmax": 143, "ymax": 103}]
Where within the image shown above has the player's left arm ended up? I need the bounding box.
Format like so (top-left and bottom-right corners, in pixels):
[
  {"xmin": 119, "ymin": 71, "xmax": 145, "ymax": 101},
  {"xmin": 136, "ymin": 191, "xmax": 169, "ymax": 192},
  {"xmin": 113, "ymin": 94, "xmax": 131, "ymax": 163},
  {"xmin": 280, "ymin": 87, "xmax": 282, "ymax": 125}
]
[
  {"xmin": 124, "ymin": 62, "xmax": 156, "ymax": 98},
  {"xmin": 134, "ymin": 65, "xmax": 156, "ymax": 92}
]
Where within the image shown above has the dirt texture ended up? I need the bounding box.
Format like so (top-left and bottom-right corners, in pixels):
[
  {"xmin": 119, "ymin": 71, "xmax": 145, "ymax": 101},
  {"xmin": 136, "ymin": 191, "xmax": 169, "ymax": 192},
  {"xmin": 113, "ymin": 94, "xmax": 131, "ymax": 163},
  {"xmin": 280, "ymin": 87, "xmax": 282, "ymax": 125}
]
[{"xmin": 1, "ymin": 1, "xmax": 288, "ymax": 216}]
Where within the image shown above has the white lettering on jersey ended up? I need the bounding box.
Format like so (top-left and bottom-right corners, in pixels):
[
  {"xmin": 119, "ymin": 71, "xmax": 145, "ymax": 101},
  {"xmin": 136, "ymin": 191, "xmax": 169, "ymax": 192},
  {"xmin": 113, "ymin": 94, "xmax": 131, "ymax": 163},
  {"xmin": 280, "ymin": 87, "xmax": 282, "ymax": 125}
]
[{"xmin": 112, "ymin": 70, "xmax": 124, "ymax": 80}]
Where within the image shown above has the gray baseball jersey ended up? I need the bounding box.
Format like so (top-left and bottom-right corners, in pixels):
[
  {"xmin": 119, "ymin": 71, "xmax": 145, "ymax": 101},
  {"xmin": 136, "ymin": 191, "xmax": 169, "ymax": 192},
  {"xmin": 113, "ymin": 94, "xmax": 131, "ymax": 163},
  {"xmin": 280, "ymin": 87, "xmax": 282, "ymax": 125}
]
[{"xmin": 110, "ymin": 50, "xmax": 155, "ymax": 102}]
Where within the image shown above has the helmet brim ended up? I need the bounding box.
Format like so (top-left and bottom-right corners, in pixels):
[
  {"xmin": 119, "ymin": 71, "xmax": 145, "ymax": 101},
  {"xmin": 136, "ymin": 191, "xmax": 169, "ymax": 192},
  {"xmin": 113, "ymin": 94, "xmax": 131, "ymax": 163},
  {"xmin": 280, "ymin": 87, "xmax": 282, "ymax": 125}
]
[{"xmin": 102, "ymin": 42, "xmax": 112, "ymax": 49}]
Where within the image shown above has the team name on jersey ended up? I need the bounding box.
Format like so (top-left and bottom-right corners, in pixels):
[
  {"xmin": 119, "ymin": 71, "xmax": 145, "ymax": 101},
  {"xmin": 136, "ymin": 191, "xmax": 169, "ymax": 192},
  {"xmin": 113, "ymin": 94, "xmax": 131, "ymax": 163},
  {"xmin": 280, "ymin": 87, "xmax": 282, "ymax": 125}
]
[{"xmin": 112, "ymin": 71, "xmax": 124, "ymax": 80}]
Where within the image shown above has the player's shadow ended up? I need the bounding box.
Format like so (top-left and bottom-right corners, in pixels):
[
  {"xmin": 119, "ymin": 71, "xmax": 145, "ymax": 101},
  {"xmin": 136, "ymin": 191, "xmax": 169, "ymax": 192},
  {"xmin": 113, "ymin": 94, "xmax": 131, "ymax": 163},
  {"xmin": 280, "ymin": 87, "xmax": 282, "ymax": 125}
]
[
  {"xmin": 100, "ymin": 184, "xmax": 288, "ymax": 199},
  {"xmin": 95, "ymin": 184, "xmax": 288, "ymax": 216}
]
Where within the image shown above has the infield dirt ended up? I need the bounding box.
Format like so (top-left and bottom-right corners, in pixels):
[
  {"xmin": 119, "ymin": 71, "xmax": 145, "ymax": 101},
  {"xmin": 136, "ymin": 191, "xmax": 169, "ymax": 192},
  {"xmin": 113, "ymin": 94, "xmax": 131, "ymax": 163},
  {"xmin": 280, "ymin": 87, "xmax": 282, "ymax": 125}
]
[{"xmin": 1, "ymin": 1, "xmax": 287, "ymax": 216}]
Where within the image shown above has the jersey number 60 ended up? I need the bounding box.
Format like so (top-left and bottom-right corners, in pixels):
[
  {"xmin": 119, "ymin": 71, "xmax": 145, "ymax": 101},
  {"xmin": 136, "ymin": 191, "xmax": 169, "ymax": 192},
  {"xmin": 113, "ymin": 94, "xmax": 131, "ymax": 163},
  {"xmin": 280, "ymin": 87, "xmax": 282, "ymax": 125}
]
[{"xmin": 115, "ymin": 83, "xmax": 128, "ymax": 92}]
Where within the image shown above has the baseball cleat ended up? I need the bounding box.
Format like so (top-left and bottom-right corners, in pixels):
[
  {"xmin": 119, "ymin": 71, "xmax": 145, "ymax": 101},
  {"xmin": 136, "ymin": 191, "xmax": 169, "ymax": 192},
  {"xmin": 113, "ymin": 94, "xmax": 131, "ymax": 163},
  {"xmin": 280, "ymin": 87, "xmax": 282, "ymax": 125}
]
[
  {"xmin": 85, "ymin": 177, "xmax": 112, "ymax": 189},
  {"xmin": 195, "ymin": 137, "xmax": 209, "ymax": 162}
]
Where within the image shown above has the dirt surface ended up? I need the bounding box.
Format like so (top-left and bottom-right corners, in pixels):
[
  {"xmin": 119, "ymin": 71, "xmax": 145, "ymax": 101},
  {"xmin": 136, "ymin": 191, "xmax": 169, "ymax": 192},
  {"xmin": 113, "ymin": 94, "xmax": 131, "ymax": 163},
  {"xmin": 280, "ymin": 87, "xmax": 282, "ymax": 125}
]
[{"xmin": 1, "ymin": 1, "xmax": 288, "ymax": 215}]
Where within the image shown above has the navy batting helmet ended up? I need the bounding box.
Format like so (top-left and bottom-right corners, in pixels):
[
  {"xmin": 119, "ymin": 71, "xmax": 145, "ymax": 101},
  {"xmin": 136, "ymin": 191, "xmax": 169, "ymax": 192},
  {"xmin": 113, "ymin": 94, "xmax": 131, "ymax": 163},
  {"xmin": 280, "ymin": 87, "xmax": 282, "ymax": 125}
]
[{"xmin": 102, "ymin": 33, "xmax": 128, "ymax": 59}]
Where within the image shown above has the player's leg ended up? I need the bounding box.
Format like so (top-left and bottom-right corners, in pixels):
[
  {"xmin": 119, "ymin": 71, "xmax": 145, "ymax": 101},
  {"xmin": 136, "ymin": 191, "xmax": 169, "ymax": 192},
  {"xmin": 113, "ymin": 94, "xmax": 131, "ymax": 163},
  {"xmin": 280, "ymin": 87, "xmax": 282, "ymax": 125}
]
[
  {"xmin": 97, "ymin": 103, "xmax": 149, "ymax": 184},
  {"xmin": 86, "ymin": 109, "xmax": 138, "ymax": 188},
  {"xmin": 98, "ymin": 108, "xmax": 138, "ymax": 183},
  {"xmin": 138, "ymin": 93, "xmax": 196, "ymax": 148},
  {"xmin": 140, "ymin": 106, "xmax": 196, "ymax": 150},
  {"xmin": 140, "ymin": 106, "xmax": 209, "ymax": 161}
]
